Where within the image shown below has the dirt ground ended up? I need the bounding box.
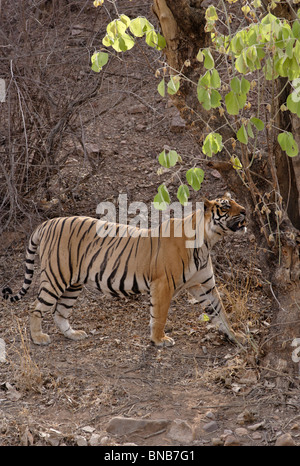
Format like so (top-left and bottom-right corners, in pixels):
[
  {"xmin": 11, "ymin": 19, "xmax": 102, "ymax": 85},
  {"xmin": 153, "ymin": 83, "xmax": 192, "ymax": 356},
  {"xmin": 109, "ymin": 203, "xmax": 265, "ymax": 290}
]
[{"xmin": 1, "ymin": 0, "xmax": 300, "ymax": 448}]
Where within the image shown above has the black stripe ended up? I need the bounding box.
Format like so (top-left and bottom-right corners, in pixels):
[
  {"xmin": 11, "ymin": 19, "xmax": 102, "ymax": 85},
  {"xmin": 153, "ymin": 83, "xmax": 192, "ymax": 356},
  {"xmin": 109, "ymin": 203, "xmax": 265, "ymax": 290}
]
[
  {"xmin": 119, "ymin": 243, "xmax": 135, "ymax": 296},
  {"xmin": 164, "ymin": 267, "xmax": 170, "ymax": 290},
  {"xmin": 57, "ymin": 302, "xmax": 74, "ymax": 309},
  {"xmin": 201, "ymin": 275, "xmax": 213, "ymax": 285},
  {"xmin": 30, "ymin": 238, "xmax": 37, "ymax": 247},
  {"xmin": 171, "ymin": 273, "xmax": 176, "ymax": 290},
  {"xmin": 40, "ymin": 287, "xmax": 58, "ymax": 300},
  {"xmin": 83, "ymin": 248, "xmax": 103, "ymax": 284},
  {"xmin": 47, "ymin": 261, "xmax": 65, "ymax": 295},
  {"xmin": 181, "ymin": 258, "xmax": 186, "ymax": 283},
  {"xmin": 132, "ymin": 273, "xmax": 140, "ymax": 295},
  {"xmin": 56, "ymin": 219, "xmax": 68, "ymax": 289},
  {"xmin": 95, "ymin": 272, "xmax": 101, "ymax": 292},
  {"xmin": 106, "ymin": 266, "xmax": 119, "ymax": 295},
  {"xmin": 37, "ymin": 296, "xmax": 54, "ymax": 306},
  {"xmin": 143, "ymin": 274, "xmax": 150, "ymax": 290},
  {"xmin": 193, "ymin": 248, "xmax": 200, "ymax": 270}
]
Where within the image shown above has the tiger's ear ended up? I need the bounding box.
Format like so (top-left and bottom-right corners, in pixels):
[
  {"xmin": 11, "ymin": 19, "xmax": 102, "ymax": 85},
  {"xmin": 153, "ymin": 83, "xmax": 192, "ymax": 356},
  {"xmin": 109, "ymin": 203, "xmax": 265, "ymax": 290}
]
[
  {"xmin": 204, "ymin": 198, "xmax": 214, "ymax": 211},
  {"xmin": 223, "ymin": 192, "xmax": 231, "ymax": 200}
]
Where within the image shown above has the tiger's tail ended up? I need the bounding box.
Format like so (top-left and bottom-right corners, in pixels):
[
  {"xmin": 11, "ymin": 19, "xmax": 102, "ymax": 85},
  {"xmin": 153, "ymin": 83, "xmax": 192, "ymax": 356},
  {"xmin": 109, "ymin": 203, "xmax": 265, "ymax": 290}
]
[{"xmin": 2, "ymin": 228, "xmax": 40, "ymax": 303}]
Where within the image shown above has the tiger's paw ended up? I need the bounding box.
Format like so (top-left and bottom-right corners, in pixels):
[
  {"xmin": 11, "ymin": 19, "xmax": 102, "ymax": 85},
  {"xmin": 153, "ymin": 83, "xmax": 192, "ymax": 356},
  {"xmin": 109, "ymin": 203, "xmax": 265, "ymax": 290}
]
[
  {"xmin": 31, "ymin": 333, "xmax": 51, "ymax": 346},
  {"xmin": 152, "ymin": 335, "xmax": 175, "ymax": 347},
  {"xmin": 64, "ymin": 329, "xmax": 88, "ymax": 341}
]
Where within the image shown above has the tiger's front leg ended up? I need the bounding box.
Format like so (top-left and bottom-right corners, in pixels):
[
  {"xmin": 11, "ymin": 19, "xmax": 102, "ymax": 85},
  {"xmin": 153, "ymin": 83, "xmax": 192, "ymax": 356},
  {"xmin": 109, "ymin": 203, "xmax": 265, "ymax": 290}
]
[
  {"xmin": 149, "ymin": 279, "xmax": 175, "ymax": 347},
  {"xmin": 188, "ymin": 284, "xmax": 240, "ymax": 344}
]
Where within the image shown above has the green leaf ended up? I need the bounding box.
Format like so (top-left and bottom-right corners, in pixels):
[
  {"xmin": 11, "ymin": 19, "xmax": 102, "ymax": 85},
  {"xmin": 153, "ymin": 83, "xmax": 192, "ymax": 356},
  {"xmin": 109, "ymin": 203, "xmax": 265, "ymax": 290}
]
[
  {"xmin": 145, "ymin": 29, "xmax": 158, "ymax": 48},
  {"xmin": 154, "ymin": 184, "xmax": 170, "ymax": 210},
  {"xmin": 198, "ymin": 70, "xmax": 211, "ymax": 88},
  {"xmin": 177, "ymin": 184, "xmax": 190, "ymax": 206},
  {"xmin": 205, "ymin": 5, "xmax": 218, "ymax": 22},
  {"xmin": 186, "ymin": 167, "xmax": 204, "ymax": 191},
  {"xmin": 250, "ymin": 117, "xmax": 264, "ymax": 130},
  {"xmin": 102, "ymin": 34, "xmax": 113, "ymax": 47},
  {"xmin": 278, "ymin": 132, "xmax": 299, "ymax": 157},
  {"xmin": 167, "ymin": 76, "xmax": 180, "ymax": 95},
  {"xmin": 145, "ymin": 30, "xmax": 166, "ymax": 50},
  {"xmin": 237, "ymin": 124, "xmax": 248, "ymax": 144},
  {"xmin": 158, "ymin": 149, "xmax": 179, "ymax": 168},
  {"xmin": 211, "ymin": 69, "xmax": 221, "ymax": 88},
  {"xmin": 241, "ymin": 77, "xmax": 250, "ymax": 94},
  {"xmin": 116, "ymin": 33, "xmax": 135, "ymax": 52},
  {"xmin": 292, "ymin": 20, "xmax": 300, "ymax": 39},
  {"xmin": 203, "ymin": 48, "xmax": 214, "ymax": 69},
  {"xmin": 197, "ymin": 87, "xmax": 211, "ymax": 110},
  {"xmin": 196, "ymin": 49, "xmax": 204, "ymax": 62},
  {"xmin": 235, "ymin": 52, "xmax": 249, "ymax": 74},
  {"xmin": 197, "ymin": 70, "xmax": 221, "ymax": 110},
  {"xmin": 107, "ymin": 18, "xmax": 127, "ymax": 37},
  {"xmin": 119, "ymin": 14, "xmax": 131, "ymax": 28},
  {"xmin": 202, "ymin": 132, "xmax": 223, "ymax": 157},
  {"xmin": 129, "ymin": 17, "xmax": 147, "ymax": 37},
  {"xmin": 247, "ymin": 121, "xmax": 254, "ymax": 138},
  {"xmin": 225, "ymin": 91, "xmax": 240, "ymax": 115},
  {"xmin": 91, "ymin": 52, "xmax": 109, "ymax": 72},
  {"xmin": 156, "ymin": 33, "xmax": 166, "ymax": 50},
  {"xmin": 231, "ymin": 156, "xmax": 243, "ymax": 170},
  {"xmin": 210, "ymin": 89, "xmax": 222, "ymax": 108},
  {"xmin": 263, "ymin": 57, "xmax": 279, "ymax": 80},
  {"xmin": 157, "ymin": 78, "xmax": 165, "ymax": 97},
  {"xmin": 287, "ymin": 93, "xmax": 300, "ymax": 117},
  {"xmin": 230, "ymin": 76, "xmax": 241, "ymax": 94}
]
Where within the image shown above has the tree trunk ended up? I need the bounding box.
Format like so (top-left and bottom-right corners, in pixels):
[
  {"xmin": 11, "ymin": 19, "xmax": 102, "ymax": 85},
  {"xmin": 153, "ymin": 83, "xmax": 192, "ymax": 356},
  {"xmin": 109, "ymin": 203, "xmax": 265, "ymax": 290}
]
[{"xmin": 153, "ymin": 0, "xmax": 300, "ymax": 380}]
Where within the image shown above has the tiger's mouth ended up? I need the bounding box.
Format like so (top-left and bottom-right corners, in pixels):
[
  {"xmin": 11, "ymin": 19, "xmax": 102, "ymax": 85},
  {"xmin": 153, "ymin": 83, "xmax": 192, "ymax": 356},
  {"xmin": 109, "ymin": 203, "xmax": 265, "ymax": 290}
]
[{"xmin": 227, "ymin": 216, "xmax": 247, "ymax": 233}]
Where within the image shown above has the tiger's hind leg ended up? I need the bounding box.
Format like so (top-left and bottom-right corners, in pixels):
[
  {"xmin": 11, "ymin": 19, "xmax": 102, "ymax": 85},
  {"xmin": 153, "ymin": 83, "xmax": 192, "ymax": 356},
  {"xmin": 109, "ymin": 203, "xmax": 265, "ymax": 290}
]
[
  {"xmin": 30, "ymin": 290, "xmax": 58, "ymax": 345},
  {"xmin": 149, "ymin": 279, "xmax": 174, "ymax": 347},
  {"xmin": 53, "ymin": 285, "xmax": 87, "ymax": 341}
]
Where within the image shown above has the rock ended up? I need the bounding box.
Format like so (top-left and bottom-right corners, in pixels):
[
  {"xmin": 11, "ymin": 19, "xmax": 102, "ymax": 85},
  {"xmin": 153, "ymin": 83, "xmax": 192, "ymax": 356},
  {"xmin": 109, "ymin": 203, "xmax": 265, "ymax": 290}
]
[
  {"xmin": 237, "ymin": 409, "xmax": 256, "ymax": 425},
  {"xmin": 82, "ymin": 425, "xmax": 95, "ymax": 434},
  {"xmin": 106, "ymin": 416, "xmax": 170, "ymax": 437},
  {"xmin": 205, "ymin": 410, "xmax": 215, "ymax": 420},
  {"xmin": 48, "ymin": 436, "xmax": 60, "ymax": 446},
  {"xmin": 203, "ymin": 420, "xmax": 218, "ymax": 433},
  {"xmin": 128, "ymin": 104, "xmax": 145, "ymax": 114},
  {"xmin": 100, "ymin": 436, "xmax": 110, "ymax": 445},
  {"xmin": 275, "ymin": 433, "xmax": 296, "ymax": 446},
  {"xmin": 76, "ymin": 435, "xmax": 87, "ymax": 446},
  {"xmin": 89, "ymin": 433, "xmax": 101, "ymax": 446},
  {"xmin": 224, "ymin": 435, "xmax": 240, "ymax": 446},
  {"xmin": 170, "ymin": 114, "xmax": 186, "ymax": 133},
  {"xmin": 235, "ymin": 427, "xmax": 248, "ymax": 437},
  {"xmin": 248, "ymin": 421, "xmax": 265, "ymax": 431},
  {"xmin": 167, "ymin": 419, "xmax": 194, "ymax": 444},
  {"xmin": 212, "ymin": 437, "xmax": 223, "ymax": 446}
]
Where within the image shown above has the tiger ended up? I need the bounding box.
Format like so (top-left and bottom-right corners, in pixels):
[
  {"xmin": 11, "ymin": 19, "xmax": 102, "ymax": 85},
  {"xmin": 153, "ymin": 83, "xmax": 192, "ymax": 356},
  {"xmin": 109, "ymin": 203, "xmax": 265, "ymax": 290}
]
[{"xmin": 2, "ymin": 192, "xmax": 246, "ymax": 347}]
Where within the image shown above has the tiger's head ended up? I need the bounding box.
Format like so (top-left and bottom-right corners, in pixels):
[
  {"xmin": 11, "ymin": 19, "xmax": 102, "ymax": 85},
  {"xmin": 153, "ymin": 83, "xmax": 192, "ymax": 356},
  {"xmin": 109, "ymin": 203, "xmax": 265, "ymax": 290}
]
[{"xmin": 204, "ymin": 193, "xmax": 247, "ymax": 244}]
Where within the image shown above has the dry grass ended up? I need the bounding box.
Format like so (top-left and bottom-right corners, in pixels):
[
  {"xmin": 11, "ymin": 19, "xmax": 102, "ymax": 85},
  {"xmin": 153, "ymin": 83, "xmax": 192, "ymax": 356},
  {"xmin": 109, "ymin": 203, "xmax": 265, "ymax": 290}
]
[{"xmin": 10, "ymin": 318, "xmax": 43, "ymax": 393}]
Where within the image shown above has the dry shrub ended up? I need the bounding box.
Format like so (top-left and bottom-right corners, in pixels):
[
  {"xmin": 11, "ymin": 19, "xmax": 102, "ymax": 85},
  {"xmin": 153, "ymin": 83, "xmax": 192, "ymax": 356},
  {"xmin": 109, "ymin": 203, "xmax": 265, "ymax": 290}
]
[{"xmin": 12, "ymin": 318, "xmax": 43, "ymax": 393}]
